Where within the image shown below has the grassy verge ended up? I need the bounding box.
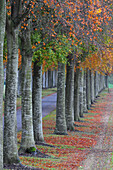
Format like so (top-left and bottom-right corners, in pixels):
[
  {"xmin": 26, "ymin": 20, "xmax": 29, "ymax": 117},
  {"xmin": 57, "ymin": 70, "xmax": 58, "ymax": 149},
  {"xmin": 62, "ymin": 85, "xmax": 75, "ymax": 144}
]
[
  {"xmin": 17, "ymin": 88, "xmax": 112, "ymax": 169},
  {"xmin": 42, "ymin": 87, "xmax": 57, "ymax": 98},
  {"xmin": 108, "ymin": 83, "xmax": 113, "ymax": 89}
]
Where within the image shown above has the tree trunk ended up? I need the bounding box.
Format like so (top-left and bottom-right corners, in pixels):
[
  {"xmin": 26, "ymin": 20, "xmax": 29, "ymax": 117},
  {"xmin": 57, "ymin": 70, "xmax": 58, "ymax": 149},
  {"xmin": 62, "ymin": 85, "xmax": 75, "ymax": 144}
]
[
  {"xmin": 33, "ymin": 61, "xmax": 44, "ymax": 143},
  {"xmin": 79, "ymin": 68, "xmax": 84, "ymax": 117},
  {"xmin": 65, "ymin": 55, "xmax": 74, "ymax": 131},
  {"xmin": 90, "ymin": 71, "xmax": 95, "ymax": 104},
  {"xmin": 0, "ymin": 0, "xmax": 6, "ymax": 168},
  {"xmin": 45, "ymin": 71, "xmax": 48, "ymax": 88},
  {"xmin": 53, "ymin": 70, "xmax": 57, "ymax": 87},
  {"xmin": 3, "ymin": 23, "xmax": 19, "ymax": 164},
  {"xmin": 74, "ymin": 67, "xmax": 80, "ymax": 121},
  {"xmin": 17, "ymin": 69, "xmax": 22, "ymax": 97},
  {"xmin": 54, "ymin": 62, "xmax": 67, "ymax": 135},
  {"xmin": 83, "ymin": 71, "xmax": 87, "ymax": 113},
  {"xmin": 48, "ymin": 69, "xmax": 53, "ymax": 88},
  {"xmin": 86, "ymin": 69, "xmax": 91, "ymax": 109},
  {"xmin": 19, "ymin": 26, "xmax": 36, "ymax": 154},
  {"xmin": 102, "ymin": 75, "xmax": 106, "ymax": 89},
  {"xmin": 94, "ymin": 71, "xmax": 99, "ymax": 98},
  {"xmin": 105, "ymin": 75, "xmax": 108, "ymax": 88}
]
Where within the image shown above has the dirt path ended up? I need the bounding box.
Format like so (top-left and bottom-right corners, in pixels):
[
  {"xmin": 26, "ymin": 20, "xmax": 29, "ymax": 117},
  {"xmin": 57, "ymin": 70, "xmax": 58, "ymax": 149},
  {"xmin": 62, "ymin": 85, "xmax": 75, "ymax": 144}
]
[{"xmin": 79, "ymin": 90, "xmax": 113, "ymax": 170}]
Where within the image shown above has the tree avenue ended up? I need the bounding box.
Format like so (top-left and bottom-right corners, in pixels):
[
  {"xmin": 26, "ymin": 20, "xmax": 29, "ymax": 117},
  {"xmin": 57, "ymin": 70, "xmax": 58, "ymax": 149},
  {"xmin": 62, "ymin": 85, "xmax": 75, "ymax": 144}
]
[{"xmin": 0, "ymin": 0, "xmax": 112, "ymax": 168}]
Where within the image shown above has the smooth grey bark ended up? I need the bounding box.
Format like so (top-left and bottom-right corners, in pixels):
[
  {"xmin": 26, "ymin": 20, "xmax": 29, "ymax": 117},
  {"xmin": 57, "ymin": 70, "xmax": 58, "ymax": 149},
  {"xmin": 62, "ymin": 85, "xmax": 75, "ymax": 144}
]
[
  {"xmin": 54, "ymin": 62, "xmax": 67, "ymax": 135},
  {"xmin": 72, "ymin": 70, "xmax": 75, "ymax": 123},
  {"xmin": 0, "ymin": 0, "xmax": 6, "ymax": 168},
  {"xmin": 74, "ymin": 66, "xmax": 80, "ymax": 121},
  {"xmin": 105, "ymin": 75, "xmax": 108, "ymax": 88},
  {"xmin": 65, "ymin": 55, "xmax": 74, "ymax": 131},
  {"xmin": 97, "ymin": 72, "xmax": 100, "ymax": 94},
  {"xmin": 83, "ymin": 71, "xmax": 87, "ymax": 113},
  {"xmin": 104, "ymin": 76, "xmax": 106, "ymax": 88},
  {"xmin": 90, "ymin": 71, "xmax": 95, "ymax": 104},
  {"xmin": 99, "ymin": 74, "xmax": 104, "ymax": 92},
  {"xmin": 94, "ymin": 71, "xmax": 99, "ymax": 98},
  {"xmin": 33, "ymin": 61, "xmax": 44, "ymax": 143},
  {"xmin": 101, "ymin": 75, "xmax": 104, "ymax": 91},
  {"xmin": 48, "ymin": 69, "xmax": 53, "ymax": 88},
  {"xmin": 42, "ymin": 72, "xmax": 46, "ymax": 88},
  {"xmin": 98, "ymin": 74, "xmax": 101, "ymax": 92},
  {"xmin": 79, "ymin": 68, "xmax": 84, "ymax": 117},
  {"xmin": 53, "ymin": 70, "xmax": 57, "ymax": 87},
  {"xmin": 19, "ymin": 26, "xmax": 35, "ymax": 154},
  {"xmin": 17, "ymin": 69, "xmax": 22, "ymax": 97},
  {"xmin": 45, "ymin": 71, "xmax": 48, "ymax": 88},
  {"xmin": 102, "ymin": 75, "xmax": 106, "ymax": 89},
  {"xmin": 3, "ymin": 23, "xmax": 19, "ymax": 164},
  {"xmin": 86, "ymin": 69, "xmax": 91, "ymax": 109}
]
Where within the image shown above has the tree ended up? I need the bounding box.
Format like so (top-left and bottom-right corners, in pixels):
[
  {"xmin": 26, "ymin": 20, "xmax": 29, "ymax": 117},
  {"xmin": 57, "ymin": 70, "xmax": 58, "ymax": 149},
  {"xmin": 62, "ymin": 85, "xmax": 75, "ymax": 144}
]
[
  {"xmin": 74, "ymin": 63, "xmax": 80, "ymax": 121},
  {"xmin": 79, "ymin": 68, "xmax": 84, "ymax": 117},
  {"xmin": 0, "ymin": 0, "xmax": 6, "ymax": 168},
  {"xmin": 4, "ymin": 7, "xmax": 20, "ymax": 166},
  {"xmin": 83, "ymin": 70, "xmax": 87, "ymax": 113},
  {"xmin": 31, "ymin": 3, "xmax": 58, "ymax": 143},
  {"xmin": 86, "ymin": 68, "xmax": 91, "ymax": 109},
  {"xmin": 3, "ymin": 0, "xmax": 35, "ymax": 165},
  {"xmin": 54, "ymin": 62, "xmax": 67, "ymax": 135},
  {"xmin": 18, "ymin": 22, "xmax": 36, "ymax": 154},
  {"xmin": 65, "ymin": 54, "xmax": 75, "ymax": 131},
  {"xmin": 33, "ymin": 59, "xmax": 44, "ymax": 143},
  {"xmin": 90, "ymin": 71, "xmax": 95, "ymax": 104}
]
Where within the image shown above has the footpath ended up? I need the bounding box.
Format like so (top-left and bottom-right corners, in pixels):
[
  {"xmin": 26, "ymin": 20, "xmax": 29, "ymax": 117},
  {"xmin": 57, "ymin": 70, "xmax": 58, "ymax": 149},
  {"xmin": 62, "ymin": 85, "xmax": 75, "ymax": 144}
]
[{"xmin": 79, "ymin": 89, "xmax": 113, "ymax": 169}]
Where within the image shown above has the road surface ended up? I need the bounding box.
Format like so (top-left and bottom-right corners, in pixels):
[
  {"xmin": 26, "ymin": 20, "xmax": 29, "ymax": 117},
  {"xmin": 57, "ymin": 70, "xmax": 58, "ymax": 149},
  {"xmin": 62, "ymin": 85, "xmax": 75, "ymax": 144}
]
[{"xmin": 17, "ymin": 93, "xmax": 57, "ymax": 131}]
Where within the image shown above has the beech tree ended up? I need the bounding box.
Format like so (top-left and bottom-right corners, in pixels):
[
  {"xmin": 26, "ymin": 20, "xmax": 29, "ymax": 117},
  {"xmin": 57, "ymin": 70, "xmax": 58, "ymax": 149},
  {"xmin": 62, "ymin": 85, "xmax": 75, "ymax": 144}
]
[
  {"xmin": 65, "ymin": 54, "xmax": 75, "ymax": 131},
  {"xmin": 18, "ymin": 21, "xmax": 36, "ymax": 154},
  {"xmin": 33, "ymin": 59, "xmax": 44, "ymax": 143},
  {"xmin": 54, "ymin": 62, "xmax": 67, "ymax": 135},
  {"xmin": 79, "ymin": 68, "xmax": 84, "ymax": 117},
  {"xmin": 83, "ymin": 70, "xmax": 87, "ymax": 113},
  {"xmin": 74, "ymin": 64, "xmax": 80, "ymax": 121},
  {"xmin": 3, "ymin": 0, "xmax": 37, "ymax": 165}
]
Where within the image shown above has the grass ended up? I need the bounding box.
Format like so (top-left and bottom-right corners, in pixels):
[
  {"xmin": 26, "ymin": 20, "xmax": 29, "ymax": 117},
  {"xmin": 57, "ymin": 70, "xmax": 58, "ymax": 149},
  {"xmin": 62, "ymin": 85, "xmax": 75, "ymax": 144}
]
[
  {"xmin": 108, "ymin": 83, "xmax": 113, "ymax": 89},
  {"xmin": 42, "ymin": 87, "xmax": 57, "ymax": 97}
]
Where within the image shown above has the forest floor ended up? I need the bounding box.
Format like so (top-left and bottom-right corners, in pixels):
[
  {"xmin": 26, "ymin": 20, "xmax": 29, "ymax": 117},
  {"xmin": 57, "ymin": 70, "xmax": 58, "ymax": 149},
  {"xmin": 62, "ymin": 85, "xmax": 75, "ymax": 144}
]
[{"xmin": 4, "ymin": 88, "xmax": 113, "ymax": 170}]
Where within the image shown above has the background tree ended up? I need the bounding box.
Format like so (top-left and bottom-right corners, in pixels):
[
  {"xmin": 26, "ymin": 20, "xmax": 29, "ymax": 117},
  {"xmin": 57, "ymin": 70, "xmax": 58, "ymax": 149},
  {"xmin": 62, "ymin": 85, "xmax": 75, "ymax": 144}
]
[
  {"xmin": 65, "ymin": 54, "xmax": 75, "ymax": 131},
  {"xmin": 0, "ymin": 0, "xmax": 6, "ymax": 168}
]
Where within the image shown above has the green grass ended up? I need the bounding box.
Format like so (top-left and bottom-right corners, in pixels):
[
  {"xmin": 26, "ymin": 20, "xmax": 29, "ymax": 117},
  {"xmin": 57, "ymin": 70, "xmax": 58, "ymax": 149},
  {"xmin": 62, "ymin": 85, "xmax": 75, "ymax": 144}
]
[
  {"xmin": 42, "ymin": 87, "xmax": 57, "ymax": 97},
  {"xmin": 108, "ymin": 83, "xmax": 113, "ymax": 89}
]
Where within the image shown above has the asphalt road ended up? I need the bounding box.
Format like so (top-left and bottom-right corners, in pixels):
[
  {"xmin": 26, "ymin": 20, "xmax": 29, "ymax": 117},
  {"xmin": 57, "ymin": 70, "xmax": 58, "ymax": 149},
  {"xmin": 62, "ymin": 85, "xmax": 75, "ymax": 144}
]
[{"xmin": 17, "ymin": 93, "xmax": 57, "ymax": 131}]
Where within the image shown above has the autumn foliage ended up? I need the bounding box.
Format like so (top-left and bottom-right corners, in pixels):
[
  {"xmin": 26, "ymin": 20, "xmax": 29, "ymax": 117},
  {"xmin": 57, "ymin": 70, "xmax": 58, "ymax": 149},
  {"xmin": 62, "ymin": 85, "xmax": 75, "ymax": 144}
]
[{"xmin": 5, "ymin": 0, "xmax": 113, "ymax": 74}]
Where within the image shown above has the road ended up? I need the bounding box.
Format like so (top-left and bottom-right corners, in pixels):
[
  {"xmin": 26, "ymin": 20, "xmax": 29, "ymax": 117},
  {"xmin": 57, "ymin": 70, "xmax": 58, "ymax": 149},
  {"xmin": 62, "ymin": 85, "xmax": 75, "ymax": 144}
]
[{"xmin": 17, "ymin": 93, "xmax": 57, "ymax": 131}]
